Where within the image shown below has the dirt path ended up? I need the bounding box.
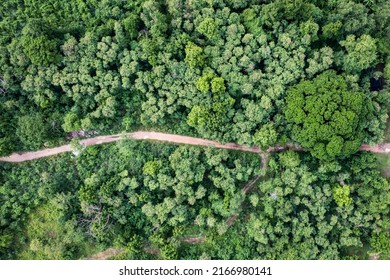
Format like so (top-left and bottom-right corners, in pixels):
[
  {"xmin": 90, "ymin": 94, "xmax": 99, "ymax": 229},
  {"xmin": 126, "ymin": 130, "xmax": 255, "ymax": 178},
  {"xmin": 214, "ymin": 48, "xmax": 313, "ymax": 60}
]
[
  {"xmin": 84, "ymin": 247, "xmax": 125, "ymax": 260},
  {"xmin": 1, "ymin": 131, "xmax": 390, "ymax": 163},
  {"xmin": 0, "ymin": 132, "xmax": 260, "ymax": 163},
  {"xmin": 360, "ymin": 143, "xmax": 390, "ymax": 153}
]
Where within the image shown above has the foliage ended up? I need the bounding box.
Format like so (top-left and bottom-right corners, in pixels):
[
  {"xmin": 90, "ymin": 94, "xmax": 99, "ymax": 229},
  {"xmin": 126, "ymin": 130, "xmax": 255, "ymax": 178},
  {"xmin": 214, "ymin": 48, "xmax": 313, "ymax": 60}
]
[
  {"xmin": 332, "ymin": 185, "xmax": 352, "ymax": 207},
  {"xmin": 143, "ymin": 160, "xmax": 163, "ymax": 176},
  {"xmin": 385, "ymin": 57, "xmax": 390, "ymax": 81},
  {"xmin": 285, "ymin": 71, "xmax": 373, "ymax": 160},
  {"xmin": 185, "ymin": 42, "xmax": 205, "ymax": 69},
  {"xmin": 62, "ymin": 112, "xmax": 81, "ymax": 133},
  {"xmin": 16, "ymin": 113, "xmax": 50, "ymax": 150},
  {"xmin": 370, "ymin": 232, "xmax": 390, "ymax": 259},
  {"xmin": 211, "ymin": 77, "xmax": 226, "ymax": 94},
  {"xmin": 0, "ymin": 154, "xmax": 81, "ymax": 259},
  {"xmin": 0, "ymin": 0, "xmax": 389, "ymax": 261},
  {"xmin": 253, "ymin": 124, "xmax": 278, "ymax": 149},
  {"xmin": 196, "ymin": 18, "xmax": 217, "ymax": 42},
  {"xmin": 337, "ymin": 34, "xmax": 377, "ymax": 73},
  {"xmin": 21, "ymin": 35, "xmax": 60, "ymax": 66},
  {"xmin": 19, "ymin": 195, "xmax": 86, "ymax": 260},
  {"xmin": 242, "ymin": 152, "xmax": 390, "ymax": 259},
  {"xmin": 0, "ymin": 0, "xmax": 386, "ymax": 153}
]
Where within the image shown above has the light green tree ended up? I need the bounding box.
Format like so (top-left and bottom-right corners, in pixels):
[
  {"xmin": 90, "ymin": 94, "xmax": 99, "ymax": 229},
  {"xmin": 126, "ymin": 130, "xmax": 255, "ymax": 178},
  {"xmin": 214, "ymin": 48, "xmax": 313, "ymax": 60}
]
[
  {"xmin": 332, "ymin": 185, "xmax": 352, "ymax": 207},
  {"xmin": 185, "ymin": 42, "xmax": 204, "ymax": 69},
  {"xmin": 253, "ymin": 123, "xmax": 278, "ymax": 149},
  {"xmin": 196, "ymin": 18, "xmax": 217, "ymax": 41},
  {"xmin": 338, "ymin": 34, "xmax": 377, "ymax": 73}
]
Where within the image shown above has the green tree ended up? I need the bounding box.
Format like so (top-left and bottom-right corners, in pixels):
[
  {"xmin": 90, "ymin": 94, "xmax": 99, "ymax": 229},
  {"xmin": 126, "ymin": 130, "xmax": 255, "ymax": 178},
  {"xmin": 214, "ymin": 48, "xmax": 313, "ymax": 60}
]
[
  {"xmin": 16, "ymin": 113, "xmax": 50, "ymax": 150},
  {"xmin": 185, "ymin": 42, "xmax": 204, "ymax": 69},
  {"xmin": 196, "ymin": 18, "xmax": 217, "ymax": 41},
  {"xmin": 384, "ymin": 57, "xmax": 390, "ymax": 81},
  {"xmin": 22, "ymin": 35, "xmax": 60, "ymax": 66},
  {"xmin": 18, "ymin": 195, "xmax": 86, "ymax": 260},
  {"xmin": 285, "ymin": 70, "xmax": 373, "ymax": 160},
  {"xmin": 370, "ymin": 232, "xmax": 390, "ymax": 259},
  {"xmin": 244, "ymin": 152, "xmax": 390, "ymax": 259},
  {"xmin": 333, "ymin": 185, "xmax": 353, "ymax": 207},
  {"xmin": 0, "ymin": 230, "xmax": 13, "ymax": 258},
  {"xmin": 306, "ymin": 47, "xmax": 334, "ymax": 77},
  {"xmin": 196, "ymin": 72, "xmax": 214, "ymax": 93},
  {"xmin": 62, "ymin": 112, "xmax": 81, "ymax": 133},
  {"xmin": 253, "ymin": 123, "xmax": 278, "ymax": 149},
  {"xmin": 337, "ymin": 34, "xmax": 377, "ymax": 74},
  {"xmin": 321, "ymin": 21, "xmax": 342, "ymax": 39},
  {"xmin": 211, "ymin": 77, "xmax": 226, "ymax": 94},
  {"xmin": 187, "ymin": 105, "xmax": 210, "ymax": 128},
  {"xmin": 143, "ymin": 160, "xmax": 163, "ymax": 176}
]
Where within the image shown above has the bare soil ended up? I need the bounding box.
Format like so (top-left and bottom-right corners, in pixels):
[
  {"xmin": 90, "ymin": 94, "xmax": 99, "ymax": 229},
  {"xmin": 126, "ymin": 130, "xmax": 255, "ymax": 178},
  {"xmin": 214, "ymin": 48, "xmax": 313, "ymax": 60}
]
[
  {"xmin": 369, "ymin": 253, "xmax": 380, "ymax": 260},
  {"xmin": 182, "ymin": 236, "xmax": 205, "ymax": 244},
  {"xmin": 1, "ymin": 131, "xmax": 389, "ymax": 163},
  {"xmin": 84, "ymin": 247, "xmax": 125, "ymax": 260}
]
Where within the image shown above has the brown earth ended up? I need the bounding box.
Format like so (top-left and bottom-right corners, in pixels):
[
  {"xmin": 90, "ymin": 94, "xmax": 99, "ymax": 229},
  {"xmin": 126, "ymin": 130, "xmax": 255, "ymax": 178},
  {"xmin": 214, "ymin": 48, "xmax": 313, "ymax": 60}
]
[
  {"xmin": 0, "ymin": 131, "xmax": 260, "ymax": 163},
  {"xmin": 182, "ymin": 236, "xmax": 206, "ymax": 244},
  {"xmin": 2, "ymin": 131, "xmax": 389, "ymax": 163},
  {"xmin": 369, "ymin": 253, "xmax": 381, "ymax": 260}
]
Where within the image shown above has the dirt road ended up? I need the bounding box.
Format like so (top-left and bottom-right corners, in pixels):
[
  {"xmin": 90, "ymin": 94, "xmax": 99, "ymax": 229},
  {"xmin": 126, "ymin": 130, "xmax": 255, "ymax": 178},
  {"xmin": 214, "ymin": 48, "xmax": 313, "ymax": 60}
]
[
  {"xmin": 0, "ymin": 131, "xmax": 389, "ymax": 163},
  {"xmin": 0, "ymin": 131, "xmax": 260, "ymax": 163}
]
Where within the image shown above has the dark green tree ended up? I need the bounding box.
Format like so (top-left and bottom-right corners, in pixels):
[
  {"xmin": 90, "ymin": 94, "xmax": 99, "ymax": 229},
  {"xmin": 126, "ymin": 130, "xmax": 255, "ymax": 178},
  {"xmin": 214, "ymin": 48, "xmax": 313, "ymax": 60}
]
[
  {"xmin": 285, "ymin": 70, "xmax": 373, "ymax": 160},
  {"xmin": 16, "ymin": 113, "xmax": 51, "ymax": 150}
]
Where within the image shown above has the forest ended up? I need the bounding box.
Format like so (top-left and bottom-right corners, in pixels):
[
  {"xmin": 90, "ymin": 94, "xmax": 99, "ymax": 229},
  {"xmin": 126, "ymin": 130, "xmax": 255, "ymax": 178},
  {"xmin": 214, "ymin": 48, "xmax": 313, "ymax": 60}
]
[{"xmin": 0, "ymin": 0, "xmax": 390, "ymax": 260}]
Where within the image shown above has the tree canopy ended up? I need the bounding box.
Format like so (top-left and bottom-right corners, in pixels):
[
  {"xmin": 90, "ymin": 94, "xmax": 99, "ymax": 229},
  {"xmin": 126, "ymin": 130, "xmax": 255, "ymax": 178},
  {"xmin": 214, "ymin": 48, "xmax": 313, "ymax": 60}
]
[
  {"xmin": 0, "ymin": 0, "xmax": 389, "ymax": 261},
  {"xmin": 285, "ymin": 71, "xmax": 374, "ymax": 160}
]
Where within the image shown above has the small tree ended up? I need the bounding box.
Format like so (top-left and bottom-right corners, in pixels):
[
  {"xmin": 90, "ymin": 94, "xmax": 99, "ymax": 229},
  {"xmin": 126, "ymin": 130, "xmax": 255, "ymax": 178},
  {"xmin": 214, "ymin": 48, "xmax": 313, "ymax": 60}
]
[
  {"xmin": 338, "ymin": 34, "xmax": 377, "ymax": 74},
  {"xmin": 185, "ymin": 42, "xmax": 204, "ymax": 69},
  {"xmin": 332, "ymin": 185, "xmax": 352, "ymax": 207},
  {"xmin": 253, "ymin": 123, "xmax": 278, "ymax": 150}
]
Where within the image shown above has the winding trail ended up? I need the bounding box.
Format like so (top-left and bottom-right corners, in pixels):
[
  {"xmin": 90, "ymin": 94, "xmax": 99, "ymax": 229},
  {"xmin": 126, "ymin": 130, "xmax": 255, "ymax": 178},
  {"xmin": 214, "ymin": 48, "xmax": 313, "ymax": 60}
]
[{"xmin": 1, "ymin": 131, "xmax": 390, "ymax": 163}]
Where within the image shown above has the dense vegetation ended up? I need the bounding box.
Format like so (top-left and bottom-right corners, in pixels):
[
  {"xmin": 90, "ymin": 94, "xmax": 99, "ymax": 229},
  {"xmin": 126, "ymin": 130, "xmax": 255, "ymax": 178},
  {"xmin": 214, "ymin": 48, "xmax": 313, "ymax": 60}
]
[
  {"xmin": 1, "ymin": 143, "xmax": 389, "ymax": 260},
  {"xmin": 0, "ymin": 141, "xmax": 260, "ymax": 259},
  {"xmin": 180, "ymin": 151, "xmax": 390, "ymax": 259},
  {"xmin": 1, "ymin": 0, "xmax": 390, "ymax": 260},
  {"xmin": 285, "ymin": 70, "xmax": 373, "ymax": 160}
]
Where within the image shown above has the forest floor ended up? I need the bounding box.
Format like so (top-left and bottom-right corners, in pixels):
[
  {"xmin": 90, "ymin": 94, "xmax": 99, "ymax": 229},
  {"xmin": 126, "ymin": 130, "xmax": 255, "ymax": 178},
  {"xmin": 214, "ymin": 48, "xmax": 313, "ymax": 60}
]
[
  {"xmin": 378, "ymin": 116, "xmax": 390, "ymax": 177},
  {"xmin": 84, "ymin": 247, "xmax": 125, "ymax": 260},
  {"xmin": 2, "ymin": 131, "xmax": 390, "ymax": 163}
]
